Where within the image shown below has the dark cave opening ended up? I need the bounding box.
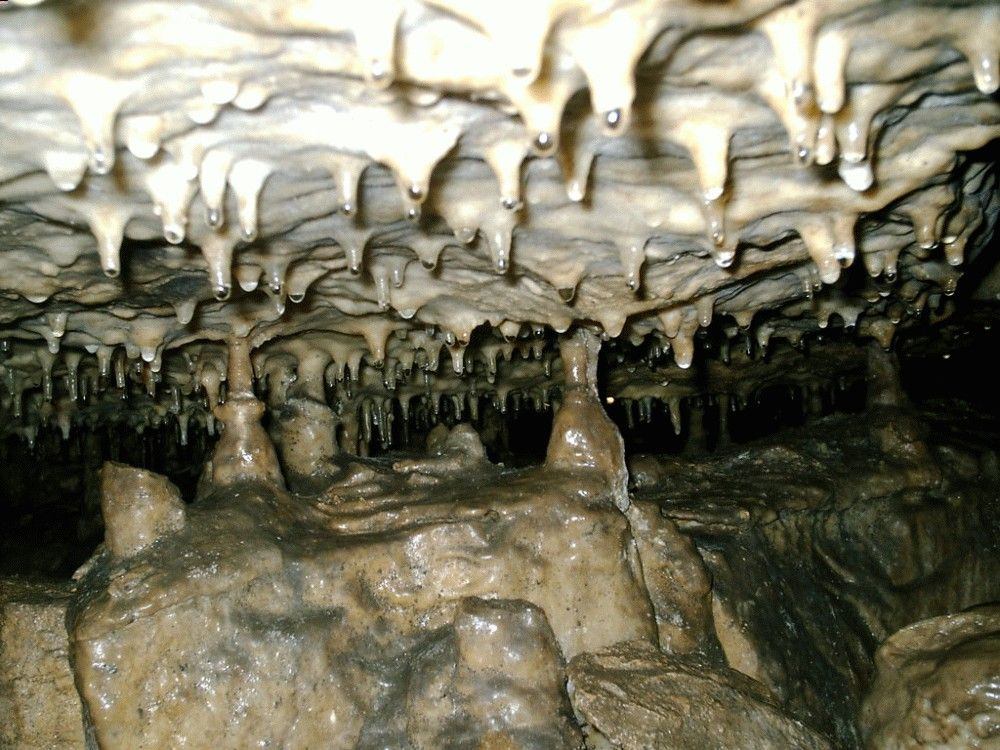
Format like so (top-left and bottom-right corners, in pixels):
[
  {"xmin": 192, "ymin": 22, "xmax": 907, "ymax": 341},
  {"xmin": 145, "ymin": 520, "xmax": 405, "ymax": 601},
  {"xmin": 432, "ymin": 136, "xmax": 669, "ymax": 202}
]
[{"xmin": 4, "ymin": 307, "xmax": 998, "ymax": 581}]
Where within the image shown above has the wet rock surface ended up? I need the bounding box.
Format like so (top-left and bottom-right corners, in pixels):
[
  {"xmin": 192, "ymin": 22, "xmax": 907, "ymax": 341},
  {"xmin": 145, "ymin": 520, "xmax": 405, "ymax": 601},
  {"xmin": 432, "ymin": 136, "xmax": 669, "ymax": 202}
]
[
  {"xmin": 0, "ymin": 578, "xmax": 85, "ymax": 750},
  {"xmin": 0, "ymin": 386, "xmax": 997, "ymax": 748},
  {"xmin": 567, "ymin": 640, "xmax": 831, "ymax": 750},
  {"xmin": 635, "ymin": 406, "xmax": 1000, "ymax": 747},
  {"xmin": 860, "ymin": 605, "xmax": 1000, "ymax": 750},
  {"xmin": 69, "ymin": 462, "xmax": 655, "ymax": 747}
]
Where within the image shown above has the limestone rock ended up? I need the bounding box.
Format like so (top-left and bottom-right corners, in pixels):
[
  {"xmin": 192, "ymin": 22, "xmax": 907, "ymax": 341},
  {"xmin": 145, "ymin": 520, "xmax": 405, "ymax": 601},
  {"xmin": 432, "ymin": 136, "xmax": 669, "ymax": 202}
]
[
  {"xmin": 567, "ymin": 640, "xmax": 831, "ymax": 749},
  {"xmin": 100, "ymin": 461, "xmax": 186, "ymax": 560},
  {"xmin": 70, "ymin": 463, "xmax": 655, "ymax": 748},
  {"xmin": 860, "ymin": 606, "xmax": 1000, "ymax": 750},
  {"xmin": 625, "ymin": 500, "xmax": 721, "ymax": 658},
  {"xmin": 383, "ymin": 597, "xmax": 582, "ymax": 749},
  {"xmin": 269, "ymin": 396, "xmax": 339, "ymax": 490},
  {"xmin": 0, "ymin": 578, "xmax": 85, "ymax": 750},
  {"xmin": 636, "ymin": 409, "xmax": 1000, "ymax": 747}
]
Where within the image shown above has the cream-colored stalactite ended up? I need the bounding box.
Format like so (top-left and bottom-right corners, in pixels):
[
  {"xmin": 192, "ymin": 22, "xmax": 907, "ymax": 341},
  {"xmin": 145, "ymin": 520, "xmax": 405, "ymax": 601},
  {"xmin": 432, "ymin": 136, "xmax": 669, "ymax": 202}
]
[{"xmin": 0, "ymin": 0, "xmax": 997, "ymax": 441}]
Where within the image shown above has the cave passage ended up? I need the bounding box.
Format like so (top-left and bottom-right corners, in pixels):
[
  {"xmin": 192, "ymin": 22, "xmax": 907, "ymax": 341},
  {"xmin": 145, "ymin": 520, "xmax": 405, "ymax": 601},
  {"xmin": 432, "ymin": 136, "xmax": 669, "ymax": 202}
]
[{"xmin": 1, "ymin": 2, "xmax": 999, "ymax": 749}]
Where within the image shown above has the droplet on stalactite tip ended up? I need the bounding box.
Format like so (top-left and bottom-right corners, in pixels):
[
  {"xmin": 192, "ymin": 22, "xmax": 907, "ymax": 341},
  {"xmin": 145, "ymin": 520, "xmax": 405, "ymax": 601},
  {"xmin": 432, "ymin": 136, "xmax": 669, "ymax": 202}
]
[
  {"xmin": 164, "ymin": 226, "xmax": 184, "ymax": 245},
  {"xmin": 407, "ymin": 184, "xmax": 423, "ymax": 201},
  {"xmin": 206, "ymin": 208, "xmax": 222, "ymax": 228},
  {"xmin": 213, "ymin": 282, "xmax": 232, "ymax": 301},
  {"xmin": 604, "ymin": 109, "xmax": 624, "ymax": 131},
  {"xmin": 713, "ymin": 250, "xmax": 736, "ymax": 269},
  {"xmin": 501, "ymin": 197, "xmax": 522, "ymax": 211},
  {"xmin": 834, "ymin": 244, "xmax": 855, "ymax": 267},
  {"xmin": 533, "ymin": 132, "xmax": 555, "ymax": 154},
  {"xmin": 369, "ymin": 59, "xmax": 390, "ymax": 86},
  {"xmin": 342, "ymin": 202, "xmax": 356, "ymax": 216},
  {"xmin": 790, "ymin": 79, "xmax": 807, "ymax": 105},
  {"xmin": 494, "ymin": 257, "xmax": 508, "ymax": 274},
  {"xmin": 407, "ymin": 206, "xmax": 421, "ymax": 223},
  {"xmin": 90, "ymin": 148, "xmax": 113, "ymax": 175},
  {"xmin": 558, "ymin": 287, "xmax": 575, "ymax": 303},
  {"xmin": 103, "ymin": 264, "xmax": 120, "ymax": 278},
  {"xmin": 420, "ymin": 259, "xmax": 436, "ymax": 270}
]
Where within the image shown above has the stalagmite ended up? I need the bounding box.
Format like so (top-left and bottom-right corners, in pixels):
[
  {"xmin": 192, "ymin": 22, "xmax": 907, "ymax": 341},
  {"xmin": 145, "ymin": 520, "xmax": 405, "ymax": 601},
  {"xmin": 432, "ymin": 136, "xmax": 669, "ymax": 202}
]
[
  {"xmin": 269, "ymin": 397, "xmax": 339, "ymax": 491},
  {"xmin": 546, "ymin": 327, "xmax": 628, "ymax": 510},
  {"xmin": 99, "ymin": 462, "xmax": 186, "ymax": 560},
  {"xmin": 201, "ymin": 338, "xmax": 284, "ymax": 489}
]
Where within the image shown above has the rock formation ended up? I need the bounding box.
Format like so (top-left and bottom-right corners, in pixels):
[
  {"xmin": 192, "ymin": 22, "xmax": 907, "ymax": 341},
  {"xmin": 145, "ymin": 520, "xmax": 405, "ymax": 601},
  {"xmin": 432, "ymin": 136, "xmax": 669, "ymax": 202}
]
[
  {"xmin": 0, "ymin": 0, "xmax": 998, "ymax": 748},
  {"xmin": 861, "ymin": 605, "xmax": 1000, "ymax": 750}
]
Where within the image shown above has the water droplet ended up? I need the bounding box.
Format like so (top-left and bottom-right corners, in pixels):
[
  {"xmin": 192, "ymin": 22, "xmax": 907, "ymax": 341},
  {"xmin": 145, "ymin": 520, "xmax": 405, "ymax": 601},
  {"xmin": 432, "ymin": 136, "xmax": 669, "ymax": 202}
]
[
  {"xmin": 533, "ymin": 132, "xmax": 554, "ymax": 154},
  {"xmin": 604, "ymin": 109, "xmax": 623, "ymax": 131},
  {"xmin": 213, "ymin": 282, "xmax": 232, "ymax": 301},
  {"xmin": 369, "ymin": 59, "xmax": 389, "ymax": 84},
  {"xmin": 90, "ymin": 147, "xmax": 112, "ymax": 175}
]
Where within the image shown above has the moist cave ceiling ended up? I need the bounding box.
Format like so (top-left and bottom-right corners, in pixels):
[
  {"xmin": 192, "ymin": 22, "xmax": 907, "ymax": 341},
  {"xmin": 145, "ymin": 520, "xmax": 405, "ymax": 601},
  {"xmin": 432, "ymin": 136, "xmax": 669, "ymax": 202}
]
[{"xmin": 0, "ymin": 0, "xmax": 996, "ymax": 446}]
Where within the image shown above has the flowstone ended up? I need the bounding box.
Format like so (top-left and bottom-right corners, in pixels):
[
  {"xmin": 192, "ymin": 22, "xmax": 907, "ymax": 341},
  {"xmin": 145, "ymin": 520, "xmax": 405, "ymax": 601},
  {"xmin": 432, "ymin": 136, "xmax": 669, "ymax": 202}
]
[{"xmin": 65, "ymin": 333, "xmax": 670, "ymax": 748}]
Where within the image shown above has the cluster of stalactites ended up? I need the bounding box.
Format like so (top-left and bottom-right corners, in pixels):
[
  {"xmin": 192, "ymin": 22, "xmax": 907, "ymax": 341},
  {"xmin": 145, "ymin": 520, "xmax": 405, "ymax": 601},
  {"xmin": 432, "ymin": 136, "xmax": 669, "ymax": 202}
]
[
  {"xmin": 0, "ymin": 0, "xmax": 994, "ymax": 340},
  {"xmin": 1, "ymin": 314, "xmax": 882, "ymax": 456}
]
